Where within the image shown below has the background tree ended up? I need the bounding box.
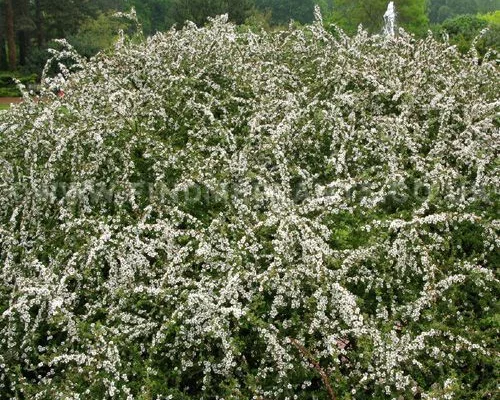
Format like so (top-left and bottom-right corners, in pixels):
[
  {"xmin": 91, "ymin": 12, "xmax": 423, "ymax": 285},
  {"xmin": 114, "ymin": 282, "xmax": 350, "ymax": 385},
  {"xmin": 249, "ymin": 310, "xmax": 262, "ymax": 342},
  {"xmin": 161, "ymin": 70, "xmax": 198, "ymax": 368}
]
[
  {"xmin": 477, "ymin": 0, "xmax": 500, "ymax": 12},
  {"xmin": 67, "ymin": 13, "xmax": 132, "ymax": 58},
  {"xmin": 168, "ymin": 0, "xmax": 255, "ymax": 27},
  {"xmin": 328, "ymin": 0, "xmax": 429, "ymax": 35},
  {"xmin": 3, "ymin": 0, "xmax": 15, "ymax": 70},
  {"xmin": 34, "ymin": 0, "xmax": 44, "ymax": 47},
  {"xmin": 0, "ymin": 0, "xmax": 498, "ymax": 79},
  {"xmin": 0, "ymin": 4, "xmax": 7, "ymax": 70},
  {"xmin": 479, "ymin": 9, "xmax": 500, "ymax": 23},
  {"xmin": 254, "ymin": 0, "xmax": 333, "ymax": 25},
  {"xmin": 124, "ymin": 0, "xmax": 171, "ymax": 34},
  {"xmin": 397, "ymin": 0, "xmax": 429, "ymax": 34},
  {"xmin": 15, "ymin": 0, "xmax": 34, "ymax": 66},
  {"xmin": 429, "ymin": 0, "xmax": 500, "ymax": 23},
  {"xmin": 438, "ymin": 13, "xmax": 500, "ymax": 54}
]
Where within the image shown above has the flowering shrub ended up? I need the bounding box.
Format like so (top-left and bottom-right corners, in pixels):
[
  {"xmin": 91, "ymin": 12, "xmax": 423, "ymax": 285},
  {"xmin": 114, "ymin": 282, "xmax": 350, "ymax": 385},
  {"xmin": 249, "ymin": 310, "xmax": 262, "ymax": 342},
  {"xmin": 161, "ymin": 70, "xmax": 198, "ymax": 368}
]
[{"xmin": 0, "ymin": 11, "xmax": 498, "ymax": 400}]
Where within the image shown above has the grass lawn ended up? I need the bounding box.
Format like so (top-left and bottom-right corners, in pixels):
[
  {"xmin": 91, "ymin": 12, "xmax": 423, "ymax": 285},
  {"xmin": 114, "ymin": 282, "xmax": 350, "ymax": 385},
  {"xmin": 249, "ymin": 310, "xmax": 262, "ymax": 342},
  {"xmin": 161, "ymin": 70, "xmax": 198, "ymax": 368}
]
[
  {"xmin": 0, "ymin": 97, "xmax": 22, "ymax": 110},
  {"xmin": 0, "ymin": 99, "xmax": 21, "ymax": 110}
]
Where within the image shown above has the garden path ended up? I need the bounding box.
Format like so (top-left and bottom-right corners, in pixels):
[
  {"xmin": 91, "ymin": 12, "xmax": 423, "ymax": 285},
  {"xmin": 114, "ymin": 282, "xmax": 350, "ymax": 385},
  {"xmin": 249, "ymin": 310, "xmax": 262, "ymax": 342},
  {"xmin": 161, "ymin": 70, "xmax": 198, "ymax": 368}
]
[{"xmin": 0, "ymin": 97, "xmax": 21, "ymax": 104}]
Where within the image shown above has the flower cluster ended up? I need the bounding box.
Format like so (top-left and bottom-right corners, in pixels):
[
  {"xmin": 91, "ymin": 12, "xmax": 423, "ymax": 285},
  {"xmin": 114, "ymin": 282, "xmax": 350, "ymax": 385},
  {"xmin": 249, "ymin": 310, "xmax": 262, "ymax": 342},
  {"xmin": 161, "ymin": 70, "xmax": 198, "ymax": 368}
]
[{"xmin": 0, "ymin": 11, "xmax": 498, "ymax": 399}]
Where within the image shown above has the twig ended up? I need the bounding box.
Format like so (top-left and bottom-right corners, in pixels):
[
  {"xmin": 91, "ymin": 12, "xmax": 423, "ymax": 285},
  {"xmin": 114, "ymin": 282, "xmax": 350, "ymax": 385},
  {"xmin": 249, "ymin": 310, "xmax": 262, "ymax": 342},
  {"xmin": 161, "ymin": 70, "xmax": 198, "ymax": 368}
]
[{"xmin": 289, "ymin": 337, "xmax": 337, "ymax": 400}]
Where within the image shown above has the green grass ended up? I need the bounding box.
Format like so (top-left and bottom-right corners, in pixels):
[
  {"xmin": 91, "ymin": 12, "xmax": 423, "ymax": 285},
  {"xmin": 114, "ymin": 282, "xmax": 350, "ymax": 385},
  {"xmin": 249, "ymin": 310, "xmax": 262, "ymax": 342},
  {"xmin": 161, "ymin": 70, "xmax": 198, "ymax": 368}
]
[{"xmin": 0, "ymin": 104, "xmax": 10, "ymax": 111}]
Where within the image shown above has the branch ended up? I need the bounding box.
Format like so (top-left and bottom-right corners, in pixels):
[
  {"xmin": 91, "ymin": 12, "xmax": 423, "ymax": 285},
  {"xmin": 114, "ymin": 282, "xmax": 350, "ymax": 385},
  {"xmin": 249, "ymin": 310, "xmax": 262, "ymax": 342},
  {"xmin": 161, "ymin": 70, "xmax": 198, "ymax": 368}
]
[{"xmin": 289, "ymin": 337, "xmax": 337, "ymax": 400}]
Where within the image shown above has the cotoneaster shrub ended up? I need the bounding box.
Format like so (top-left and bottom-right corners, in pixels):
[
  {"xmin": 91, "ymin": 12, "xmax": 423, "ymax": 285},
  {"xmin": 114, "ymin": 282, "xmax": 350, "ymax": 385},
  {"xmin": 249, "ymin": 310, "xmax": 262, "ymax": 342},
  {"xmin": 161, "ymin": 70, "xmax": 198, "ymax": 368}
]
[{"xmin": 0, "ymin": 10, "xmax": 499, "ymax": 400}]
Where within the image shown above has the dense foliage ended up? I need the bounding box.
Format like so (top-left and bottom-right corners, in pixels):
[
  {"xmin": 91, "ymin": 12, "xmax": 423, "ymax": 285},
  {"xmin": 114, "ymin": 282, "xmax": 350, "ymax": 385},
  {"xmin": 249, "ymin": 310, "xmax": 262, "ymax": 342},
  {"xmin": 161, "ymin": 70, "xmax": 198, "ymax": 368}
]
[
  {"xmin": 0, "ymin": 0, "xmax": 123, "ymax": 71},
  {"xmin": 428, "ymin": 0, "xmax": 500, "ymax": 23},
  {"xmin": 2, "ymin": 0, "xmax": 500, "ymax": 76},
  {"xmin": 2, "ymin": 0, "xmax": 321, "ymax": 72},
  {"xmin": 1, "ymin": 11, "xmax": 499, "ymax": 399},
  {"xmin": 0, "ymin": 71, "xmax": 36, "ymax": 97},
  {"xmin": 328, "ymin": 0, "xmax": 428, "ymax": 35},
  {"xmin": 438, "ymin": 13, "xmax": 500, "ymax": 54}
]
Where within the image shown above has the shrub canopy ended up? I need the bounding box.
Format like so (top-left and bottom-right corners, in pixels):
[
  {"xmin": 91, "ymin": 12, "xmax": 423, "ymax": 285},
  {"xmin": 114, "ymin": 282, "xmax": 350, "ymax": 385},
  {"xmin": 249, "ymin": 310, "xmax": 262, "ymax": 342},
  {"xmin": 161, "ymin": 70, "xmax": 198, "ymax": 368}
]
[{"xmin": 0, "ymin": 12, "xmax": 499, "ymax": 400}]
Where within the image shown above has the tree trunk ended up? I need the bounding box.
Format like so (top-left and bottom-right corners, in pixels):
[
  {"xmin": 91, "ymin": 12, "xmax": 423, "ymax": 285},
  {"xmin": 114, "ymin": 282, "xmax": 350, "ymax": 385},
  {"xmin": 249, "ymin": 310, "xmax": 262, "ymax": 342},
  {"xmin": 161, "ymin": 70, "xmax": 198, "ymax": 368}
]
[
  {"xmin": 18, "ymin": 30, "xmax": 28, "ymax": 66},
  {"xmin": 35, "ymin": 0, "xmax": 44, "ymax": 47},
  {"xmin": 0, "ymin": 24, "xmax": 7, "ymax": 70},
  {"xmin": 4, "ymin": 0, "xmax": 16, "ymax": 70}
]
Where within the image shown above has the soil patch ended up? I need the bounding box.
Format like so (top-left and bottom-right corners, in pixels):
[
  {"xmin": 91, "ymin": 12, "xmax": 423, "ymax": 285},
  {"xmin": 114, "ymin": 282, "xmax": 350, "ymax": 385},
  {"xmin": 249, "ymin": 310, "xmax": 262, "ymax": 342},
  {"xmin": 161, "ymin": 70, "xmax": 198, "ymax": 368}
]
[{"xmin": 0, "ymin": 97, "xmax": 22, "ymax": 105}]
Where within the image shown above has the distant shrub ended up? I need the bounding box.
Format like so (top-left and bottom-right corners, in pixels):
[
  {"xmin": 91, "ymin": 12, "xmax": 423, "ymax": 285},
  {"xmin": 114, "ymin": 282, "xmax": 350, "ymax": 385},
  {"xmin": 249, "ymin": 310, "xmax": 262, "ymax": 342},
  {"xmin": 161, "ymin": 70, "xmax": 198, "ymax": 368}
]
[
  {"xmin": 0, "ymin": 72, "xmax": 37, "ymax": 97},
  {"xmin": 0, "ymin": 10, "xmax": 498, "ymax": 400},
  {"xmin": 67, "ymin": 12, "xmax": 133, "ymax": 58},
  {"xmin": 439, "ymin": 14, "xmax": 500, "ymax": 54},
  {"xmin": 478, "ymin": 10, "xmax": 500, "ymax": 25}
]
